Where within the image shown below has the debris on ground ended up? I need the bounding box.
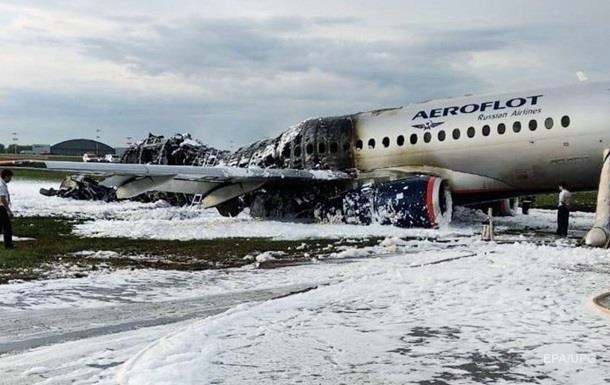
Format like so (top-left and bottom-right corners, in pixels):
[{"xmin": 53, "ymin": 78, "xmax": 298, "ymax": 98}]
[{"xmin": 40, "ymin": 175, "xmax": 116, "ymax": 202}]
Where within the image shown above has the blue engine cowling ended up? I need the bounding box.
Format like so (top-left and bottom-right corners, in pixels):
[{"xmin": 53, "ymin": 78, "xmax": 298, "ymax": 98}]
[{"xmin": 343, "ymin": 176, "xmax": 452, "ymax": 228}]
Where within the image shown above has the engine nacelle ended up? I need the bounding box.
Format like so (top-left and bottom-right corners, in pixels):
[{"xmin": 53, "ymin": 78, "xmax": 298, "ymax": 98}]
[{"xmin": 343, "ymin": 176, "xmax": 452, "ymax": 228}]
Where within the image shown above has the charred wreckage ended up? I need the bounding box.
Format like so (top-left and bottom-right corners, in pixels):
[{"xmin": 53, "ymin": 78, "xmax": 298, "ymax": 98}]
[{"xmin": 41, "ymin": 115, "xmax": 453, "ymax": 228}]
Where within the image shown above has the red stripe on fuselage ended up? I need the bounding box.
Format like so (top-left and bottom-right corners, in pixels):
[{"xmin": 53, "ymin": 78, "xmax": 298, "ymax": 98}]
[{"xmin": 426, "ymin": 178, "xmax": 436, "ymax": 226}]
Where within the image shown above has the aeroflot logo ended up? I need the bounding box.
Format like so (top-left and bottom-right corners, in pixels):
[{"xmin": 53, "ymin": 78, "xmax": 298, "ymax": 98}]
[{"xmin": 411, "ymin": 95, "xmax": 543, "ymax": 129}]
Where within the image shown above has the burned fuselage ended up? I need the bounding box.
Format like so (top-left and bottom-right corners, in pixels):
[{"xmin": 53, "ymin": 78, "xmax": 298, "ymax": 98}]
[
  {"xmin": 226, "ymin": 115, "xmax": 356, "ymax": 171},
  {"xmin": 111, "ymin": 122, "xmax": 358, "ymax": 221},
  {"xmin": 218, "ymin": 115, "xmax": 358, "ymax": 221}
]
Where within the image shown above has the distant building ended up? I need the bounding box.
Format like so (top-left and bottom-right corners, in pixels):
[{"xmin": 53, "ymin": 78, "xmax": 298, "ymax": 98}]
[
  {"xmin": 32, "ymin": 144, "xmax": 51, "ymax": 155},
  {"xmin": 51, "ymin": 139, "xmax": 115, "ymax": 157}
]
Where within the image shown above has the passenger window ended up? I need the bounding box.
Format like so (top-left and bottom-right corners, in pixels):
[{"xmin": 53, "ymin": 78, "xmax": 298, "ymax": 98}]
[
  {"xmin": 545, "ymin": 118, "xmax": 553, "ymax": 129},
  {"xmin": 482, "ymin": 125, "xmax": 490, "ymax": 136},
  {"xmin": 330, "ymin": 142, "xmax": 338, "ymax": 153},
  {"xmin": 424, "ymin": 132, "xmax": 431, "ymax": 143},
  {"xmin": 410, "ymin": 133, "xmax": 418, "ymax": 145},
  {"xmin": 355, "ymin": 140, "xmax": 363, "ymax": 150},
  {"xmin": 529, "ymin": 119, "xmax": 537, "ymax": 131},
  {"xmin": 438, "ymin": 130, "xmax": 446, "ymax": 141},
  {"xmin": 452, "ymin": 128, "xmax": 460, "ymax": 140},
  {"xmin": 382, "ymin": 137, "xmax": 390, "ymax": 148},
  {"xmin": 306, "ymin": 143, "xmax": 314, "ymax": 155},
  {"xmin": 513, "ymin": 121, "xmax": 521, "ymax": 133},
  {"xmin": 561, "ymin": 115, "xmax": 570, "ymax": 128},
  {"xmin": 318, "ymin": 142, "xmax": 326, "ymax": 153},
  {"xmin": 368, "ymin": 138, "xmax": 376, "ymax": 149},
  {"xmin": 294, "ymin": 146, "xmax": 302, "ymax": 157},
  {"xmin": 467, "ymin": 126, "xmax": 475, "ymax": 138},
  {"xmin": 397, "ymin": 135, "xmax": 405, "ymax": 146},
  {"xmin": 497, "ymin": 123, "xmax": 506, "ymax": 135}
]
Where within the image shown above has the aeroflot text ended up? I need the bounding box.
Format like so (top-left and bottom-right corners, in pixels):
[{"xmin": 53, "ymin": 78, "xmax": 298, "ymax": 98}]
[{"xmin": 412, "ymin": 95, "xmax": 543, "ymax": 120}]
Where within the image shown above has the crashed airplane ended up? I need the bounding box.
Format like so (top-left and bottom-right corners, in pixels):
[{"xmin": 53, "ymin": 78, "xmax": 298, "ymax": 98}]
[{"xmin": 3, "ymin": 81, "xmax": 610, "ymax": 228}]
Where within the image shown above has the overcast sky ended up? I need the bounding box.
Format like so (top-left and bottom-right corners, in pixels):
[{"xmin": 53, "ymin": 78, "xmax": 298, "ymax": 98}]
[{"xmin": 1, "ymin": 0, "xmax": 608, "ymax": 148}]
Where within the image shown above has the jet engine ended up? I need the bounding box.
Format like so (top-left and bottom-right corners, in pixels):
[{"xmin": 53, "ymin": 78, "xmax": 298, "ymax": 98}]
[{"xmin": 343, "ymin": 176, "xmax": 452, "ymax": 228}]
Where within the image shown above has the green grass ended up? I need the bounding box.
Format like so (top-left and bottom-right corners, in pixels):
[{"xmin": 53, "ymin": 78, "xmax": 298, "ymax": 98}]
[
  {"xmin": 533, "ymin": 191, "xmax": 597, "ymax": 212},
  {"xmin": 0, "ymin": 216, "xmax": 381, "ymax": 283}
]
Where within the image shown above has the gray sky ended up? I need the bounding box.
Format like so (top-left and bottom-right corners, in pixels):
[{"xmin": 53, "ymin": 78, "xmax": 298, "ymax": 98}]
[{"xmin": 1, "ymin": 0, "xmax": 608, "ymax": 148}]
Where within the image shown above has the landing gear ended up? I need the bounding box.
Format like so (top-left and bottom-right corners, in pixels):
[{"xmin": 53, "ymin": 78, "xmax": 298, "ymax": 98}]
[{"xmin": 216, "ymin": 198, "xmax": 243, "ymax": 217}]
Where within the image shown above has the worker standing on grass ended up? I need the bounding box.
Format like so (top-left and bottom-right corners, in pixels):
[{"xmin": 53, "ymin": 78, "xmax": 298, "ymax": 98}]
[
  {"xmin": 0, "ymin": 169, "xmax": 14, "ymax": 249},
  {"xmin": 557, "ymin": 183, "xmax": 572, "ymax": 237}
]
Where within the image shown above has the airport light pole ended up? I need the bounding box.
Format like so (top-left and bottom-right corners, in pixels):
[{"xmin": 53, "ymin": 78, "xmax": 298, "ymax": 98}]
[
  {"xmin": 11, "ymin": 132, "xmax": 18, "ymax": 154},
  {"xmin": 95, "ymin": 129, "xmax": 101, "ymax": 156}
]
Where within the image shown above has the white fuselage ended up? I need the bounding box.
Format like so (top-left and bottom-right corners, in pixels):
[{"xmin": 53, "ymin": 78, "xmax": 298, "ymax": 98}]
[{"xmin": 352, "ymin": 81, "xmax": 610, "ymax": 201}]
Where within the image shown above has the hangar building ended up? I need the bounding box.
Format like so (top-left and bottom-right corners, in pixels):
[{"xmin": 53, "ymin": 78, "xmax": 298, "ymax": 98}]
[{"xmin": 51, "ymin": 139, "xmax": 115, "ymax": 157}]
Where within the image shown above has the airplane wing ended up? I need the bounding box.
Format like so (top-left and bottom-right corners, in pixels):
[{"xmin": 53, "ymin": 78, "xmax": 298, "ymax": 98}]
[{"xmin": 0, "ymin": 160, "xmax": 352, "ymax": 207}]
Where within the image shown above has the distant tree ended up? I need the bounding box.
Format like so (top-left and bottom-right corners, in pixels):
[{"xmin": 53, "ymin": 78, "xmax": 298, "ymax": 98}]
[
  {"xmin": 5, "ymin": 144, "xmax": 33, "ymax": 154},
  {"xmin": 0, "ymin": 144, "xmax": 5, "ymax": 153}
]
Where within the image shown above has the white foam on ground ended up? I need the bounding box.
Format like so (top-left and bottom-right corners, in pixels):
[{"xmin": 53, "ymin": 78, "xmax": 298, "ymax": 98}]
[{"xmin": 118, "ymin": 242, "xmax": 610, "ymax": 385}]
